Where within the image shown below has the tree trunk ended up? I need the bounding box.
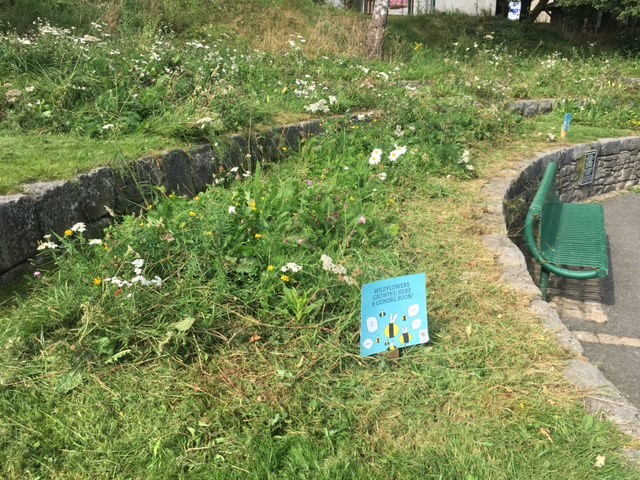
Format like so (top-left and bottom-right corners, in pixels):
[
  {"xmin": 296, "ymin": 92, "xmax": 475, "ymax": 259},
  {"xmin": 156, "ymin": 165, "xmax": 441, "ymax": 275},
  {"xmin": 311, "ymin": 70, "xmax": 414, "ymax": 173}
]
[
  {"xmin": 366, "ymin": 0, "xmax": 389, "ymax": 60},
  {"xmin": 519, "ymin": 0, "xmax": 532, "ymax": 21}
]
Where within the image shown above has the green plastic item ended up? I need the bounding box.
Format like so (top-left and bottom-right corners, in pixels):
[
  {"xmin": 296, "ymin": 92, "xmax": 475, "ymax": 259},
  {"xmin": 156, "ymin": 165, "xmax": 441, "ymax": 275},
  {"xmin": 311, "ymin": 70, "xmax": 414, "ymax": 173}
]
[{"xmin": 524, "ymin": 162, "xmax": 609, "ymax": 300}]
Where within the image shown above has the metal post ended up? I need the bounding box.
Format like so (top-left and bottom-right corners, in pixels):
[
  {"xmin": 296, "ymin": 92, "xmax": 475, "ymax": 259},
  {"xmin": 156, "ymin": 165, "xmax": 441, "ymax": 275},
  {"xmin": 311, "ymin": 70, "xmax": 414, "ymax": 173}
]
[{"xmin": 540, "ymin": 267, "xmax": 550, "ymax": 301}]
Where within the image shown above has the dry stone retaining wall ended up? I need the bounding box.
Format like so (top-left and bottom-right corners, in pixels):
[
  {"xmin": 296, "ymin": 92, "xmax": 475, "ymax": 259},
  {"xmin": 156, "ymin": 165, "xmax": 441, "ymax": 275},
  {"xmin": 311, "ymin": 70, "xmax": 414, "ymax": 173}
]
[
  {"xmin": 0, "ymin": 118, "xmax": 330, "ymax": 283},
  {"xmin": 504, "ymin": 137, "xmax": 640, "ymax": 234}
]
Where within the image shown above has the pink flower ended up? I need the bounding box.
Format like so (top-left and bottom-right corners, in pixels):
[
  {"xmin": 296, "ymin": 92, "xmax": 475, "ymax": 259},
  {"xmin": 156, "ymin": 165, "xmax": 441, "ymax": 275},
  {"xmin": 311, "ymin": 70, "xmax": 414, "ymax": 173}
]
[
  {"xmin": 33, "ymin": 271, "xmax": 42, "ymax": 279},
  {"xmin": 358, "ymin": 215, "xmax": 367, "ymax": 225},
  {"xmin": 297, "ymin": 238, "xmax": 304, "ymax": 245}
]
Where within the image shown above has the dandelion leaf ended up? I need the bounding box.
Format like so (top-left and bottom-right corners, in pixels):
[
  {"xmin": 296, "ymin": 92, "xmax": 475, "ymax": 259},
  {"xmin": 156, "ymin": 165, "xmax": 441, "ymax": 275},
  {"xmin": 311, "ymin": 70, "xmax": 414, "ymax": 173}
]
[
  {"xmin": 171, "ymin": 316, "xmax": 196, "ymax": 332},
  {"xmin": 55, "ymin": 371, "xmax": 83, "ymax": 394}
]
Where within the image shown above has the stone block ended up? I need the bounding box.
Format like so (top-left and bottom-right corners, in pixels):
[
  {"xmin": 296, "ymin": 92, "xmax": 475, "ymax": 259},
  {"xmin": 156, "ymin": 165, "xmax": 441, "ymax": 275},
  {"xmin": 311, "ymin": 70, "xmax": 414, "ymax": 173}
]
[
  {"xmin": 570, "ymin": 144, "xmax": 589, "ymax": 162},
  {"xmin": 297, "ymin": 118, "xmax": 324, "ymax": 137},
  {"xmin": 619, "ymin": 166, "xmax": 634, "ymax": 182},
  {"xmin": 538, "ymin": 99, "xmax": 555, "ymax": 114},
  {"xmin": 507, "ymin": 101, "xmax": 525, "ymax": 115},
  {"xmin": 597, "ymin": 138, "xmax": 622, "ymax": 156},
  {"xmin": 254, "ymin": 129, "xmax": 286, "ymax": 163},
  {"xmin": 159, "ymin": 149, "xmax": 195, "ymax": 196},
  {"xmin": 557, "ymin": 149, "xmax": 575, "ymax": 168},
  {"xmin": 76, "ymin": 167, "xmax": 115, "ymax": 221},
  {"xmin": 0, "ymin": 194, "xmax": 41, "ymax": 272},
  {"xmin": 113, "ymin": 157, "xmax": 163, "ymax": 214},
  {"xmin": 620, "ymin": 137, "xmax": 640, "ymax": 153},
  {"xmin": 23, "ymin": 181, "xmax": 83, "ymax": 237},
  {"xmin": 224, "ymin": 134, "xmax": 252, "ymax": 171},
  {"xmin": 278, "ymin": 125, "xmax": 303, "ymax": 152},
  {"xmin": 522, "ymin": 101, "xmax": 538, "ymax": 118},
  {"xmin": 187, "ymin": 144, "xmax": 216, "ymax": 194}
]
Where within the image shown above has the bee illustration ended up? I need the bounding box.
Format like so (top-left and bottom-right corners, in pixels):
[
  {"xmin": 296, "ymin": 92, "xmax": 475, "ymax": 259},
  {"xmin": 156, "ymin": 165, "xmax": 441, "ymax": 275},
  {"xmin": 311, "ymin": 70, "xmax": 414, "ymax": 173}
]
[
  {"xmin": 376, "ymin": 337, "xmax": 381, "ymax": 344},
  {"xmin": 379, "ymin": 311, "xmax": 386, "ymax": 318},
  {"xmin": 398, "ymin": 327, "xmax": 413, "ymax": 345},
  {"xmin": 384, "ymin": 313, "xmax": 399, "ymax": 338},
  {"xmin": 402, "ymin": 314, "xmax": 407, "ymax": 322}
]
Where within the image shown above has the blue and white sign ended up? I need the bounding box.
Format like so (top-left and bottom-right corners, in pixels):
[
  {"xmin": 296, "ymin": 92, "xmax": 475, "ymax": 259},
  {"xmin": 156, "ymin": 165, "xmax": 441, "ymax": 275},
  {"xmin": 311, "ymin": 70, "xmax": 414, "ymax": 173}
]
[
  {"xmin": 360, "ymin": 273, "xmax": 429, "ymax": 357},
  {"xmin": 563, "ymin": 112, "xmax": 573, "ymax": 133},
  {"xmin": 508, "ymin": 2, "xmax": 521, "ymax": 20}
]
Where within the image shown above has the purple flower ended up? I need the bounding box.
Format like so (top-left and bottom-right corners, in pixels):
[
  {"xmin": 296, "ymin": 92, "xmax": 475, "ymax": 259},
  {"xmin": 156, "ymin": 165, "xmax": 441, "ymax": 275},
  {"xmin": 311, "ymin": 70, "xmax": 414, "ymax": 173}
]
[
  {"xmin": 306, "ymin": 180, "xmax": 313, "ymax": 187},
  {"xmin": 33, "ymin": 271, "xmax": 42, "ymax": 279}
]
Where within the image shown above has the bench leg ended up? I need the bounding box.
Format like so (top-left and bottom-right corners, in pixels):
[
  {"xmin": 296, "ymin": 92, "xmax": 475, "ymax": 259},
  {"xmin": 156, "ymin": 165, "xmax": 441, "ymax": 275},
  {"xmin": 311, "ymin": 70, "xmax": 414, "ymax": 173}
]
[{"xmin": 540, "ymin": 268, "xmax": 550, "ymax": 301}]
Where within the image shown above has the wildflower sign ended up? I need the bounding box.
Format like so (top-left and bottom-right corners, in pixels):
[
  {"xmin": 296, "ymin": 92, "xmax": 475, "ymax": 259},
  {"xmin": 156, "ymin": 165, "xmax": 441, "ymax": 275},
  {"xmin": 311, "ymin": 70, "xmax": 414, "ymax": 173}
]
[{"xmin": 360, "ymin": 273, "xmax": 428, "ymax": 357}]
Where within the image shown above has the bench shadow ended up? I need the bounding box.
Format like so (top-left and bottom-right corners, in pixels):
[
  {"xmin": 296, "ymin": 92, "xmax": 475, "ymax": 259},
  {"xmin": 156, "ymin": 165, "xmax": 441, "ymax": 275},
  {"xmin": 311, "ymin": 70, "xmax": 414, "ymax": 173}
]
[{"xmin": 514, "ymin": 235, "xmax": 615, "ymax": 306}]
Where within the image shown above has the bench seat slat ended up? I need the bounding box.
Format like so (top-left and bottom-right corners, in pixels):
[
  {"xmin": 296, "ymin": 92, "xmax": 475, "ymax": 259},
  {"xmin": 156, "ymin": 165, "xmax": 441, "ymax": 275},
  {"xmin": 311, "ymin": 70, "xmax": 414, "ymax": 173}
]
[
  {"xmin": 540, "ymin": 203, "xmax": 608, "ymax": 270},
  {"xmin": 524, "ymin": 161, "xmax": 609, "ymax": 300}
]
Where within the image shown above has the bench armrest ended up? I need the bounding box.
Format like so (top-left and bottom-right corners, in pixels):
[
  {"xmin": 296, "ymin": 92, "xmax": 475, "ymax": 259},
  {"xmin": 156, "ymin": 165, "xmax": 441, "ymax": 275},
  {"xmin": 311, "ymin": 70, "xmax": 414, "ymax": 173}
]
[{"xmin": 525, "ymin": 162, "xmax": 557, "ymax": 268}]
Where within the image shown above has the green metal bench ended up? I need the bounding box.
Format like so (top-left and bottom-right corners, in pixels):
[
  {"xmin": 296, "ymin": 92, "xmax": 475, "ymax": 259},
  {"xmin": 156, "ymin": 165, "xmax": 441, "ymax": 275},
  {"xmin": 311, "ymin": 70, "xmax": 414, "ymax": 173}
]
[{"xmin": 524, "ymin": 162, "xmax": 609, "ymax": 300}]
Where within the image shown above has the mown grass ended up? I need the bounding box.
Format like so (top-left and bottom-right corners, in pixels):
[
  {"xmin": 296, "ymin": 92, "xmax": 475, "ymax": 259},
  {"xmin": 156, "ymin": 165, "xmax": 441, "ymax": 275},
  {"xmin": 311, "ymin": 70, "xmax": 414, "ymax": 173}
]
[
  {"xmin": 0, "ymin": 133, "xmax": 184, "ymax": 194},
  {"xmin": 1, "ymin": 1, "xmax": 640, "ymax": 478}
]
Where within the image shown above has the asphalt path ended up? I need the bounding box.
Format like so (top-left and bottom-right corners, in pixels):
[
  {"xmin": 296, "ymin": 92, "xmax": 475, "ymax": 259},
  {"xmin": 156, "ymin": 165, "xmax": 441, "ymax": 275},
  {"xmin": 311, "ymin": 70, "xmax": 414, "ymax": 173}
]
[{"xmin": 562, "ymin": 192, "xmax": 640, "ymax": 408}]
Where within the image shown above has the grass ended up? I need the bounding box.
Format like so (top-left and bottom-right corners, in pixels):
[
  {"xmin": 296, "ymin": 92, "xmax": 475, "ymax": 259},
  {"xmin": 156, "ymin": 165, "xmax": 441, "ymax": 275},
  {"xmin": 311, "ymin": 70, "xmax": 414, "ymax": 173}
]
[
  {"xmin": 0, "ymin": 132, "xmax": 184, "ymax": 194},
  {"xmin": 1, "ymin": 1, "xmax": 640, "ymax": 478}
]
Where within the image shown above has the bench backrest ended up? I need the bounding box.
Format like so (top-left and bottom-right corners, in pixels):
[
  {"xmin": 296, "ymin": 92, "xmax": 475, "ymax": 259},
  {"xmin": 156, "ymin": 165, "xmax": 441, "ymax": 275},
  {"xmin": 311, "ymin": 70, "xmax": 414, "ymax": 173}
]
[
  {"xmin": 526, "ymin": 162, "xmax": 560, "ymax": 255},
  {"xmin": 528, "ymin": 161, "xmax": 559, "ymax": 219},
  {"xmin": 524, "ymin": 161, "xmax": 607, "ymax": 281}
]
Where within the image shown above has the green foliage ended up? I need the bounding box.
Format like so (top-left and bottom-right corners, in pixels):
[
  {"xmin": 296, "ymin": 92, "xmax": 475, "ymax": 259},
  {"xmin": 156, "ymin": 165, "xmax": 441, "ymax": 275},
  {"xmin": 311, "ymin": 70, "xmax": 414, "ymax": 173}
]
[
  {"xmin": 2, "ymin": 114, "xmax": 638, "ymax": 477},
  {"xmin": 1, "ymin": 8, "xmax": 639, "ymax": 194},
  {"xmin": 0, "ymin": 0, "xmax": 102, "ymax": 31},
  {"xmin": 558, "ymin": 0, "xmax": 640, "ymax": 21},
  {"xmin": 1, "ymin": 4, "xmax": 640, "ymax": 478}
]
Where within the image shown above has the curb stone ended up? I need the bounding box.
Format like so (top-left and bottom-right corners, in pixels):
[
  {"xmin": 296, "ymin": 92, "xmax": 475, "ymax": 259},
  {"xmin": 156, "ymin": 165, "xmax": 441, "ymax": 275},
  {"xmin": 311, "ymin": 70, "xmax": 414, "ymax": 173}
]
[{"xmin": 481, "ymin": 141, "xmax": 640, "ymax": 458}]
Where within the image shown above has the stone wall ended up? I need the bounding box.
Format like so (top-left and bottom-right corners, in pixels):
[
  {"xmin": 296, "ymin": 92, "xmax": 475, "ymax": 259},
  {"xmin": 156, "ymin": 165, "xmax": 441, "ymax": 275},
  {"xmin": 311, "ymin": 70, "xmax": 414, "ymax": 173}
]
[
  {"xmin": 0, "ymin": 117, "xmax": 335, "ymax": 283},
  {"xmin": 504, "ymin": 137, "xmax": 640, "ymax": 235},
  {"xmin": 508, "ymin": 99, "xmax": 556, "ymax": 118}
]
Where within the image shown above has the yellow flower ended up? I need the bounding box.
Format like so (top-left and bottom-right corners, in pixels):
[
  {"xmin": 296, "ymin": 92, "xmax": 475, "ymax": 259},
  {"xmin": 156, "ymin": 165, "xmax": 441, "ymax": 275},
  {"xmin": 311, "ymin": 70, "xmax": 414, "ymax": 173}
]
[
  {"xmin": 254, "ymin": 233, "xmax": 263, "ymax": 239},
  {"xmin": 93, "ymin": 278, "xmax": 102, "ymax": 286},
  {"xmin": 280, "ymin": 275, "xmax": 290, "ymax": 282},
  {"xmin": 194, "ymin": 195, "xmax": 201, "ymax": 201},
  {"xmin": 169, "ymin": 193, "xmax": 176, "ymax": 199},
  {"xmin": 282, "ymin": 146, "xmax": 288, "ymax": 152},
  {"xmin": 250, "ymin": 200, "xmax": 257, "ymax": 212},
  {"xmin": 146, "ymin": 204, "xmax": 153, "ymax": 211},
  {"xmin": 64, "ymin": 229, "xmax": 73, "ymax": 237},
  {"xmin": 281, "ymin": 86, "xmax": 288, "ymax": 94},
  {"xmin": 267, "ymin": 265, "xmax": 275, "ymax": 272},
  {"xmin": 189, "ymin": 211, "xmax": 196, "ymax": 217},
  {"xmin": 204, "ymin": 231, "xmax": 214, "ymax": 237},
  {"xmin": 103, "ymin": 244, "xmax": 110, "ymax": 251},
  {"xmin": 414, "ymin": 42, "xmax": 424, "ymax": 52}
]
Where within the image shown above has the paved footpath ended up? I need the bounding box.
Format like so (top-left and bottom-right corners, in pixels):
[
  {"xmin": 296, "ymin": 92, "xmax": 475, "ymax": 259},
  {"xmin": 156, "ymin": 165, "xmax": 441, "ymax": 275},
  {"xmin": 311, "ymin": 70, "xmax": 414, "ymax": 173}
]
[{"xmin": 559, "ymin": 192, "xmax": 640, "ymax": 408}]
